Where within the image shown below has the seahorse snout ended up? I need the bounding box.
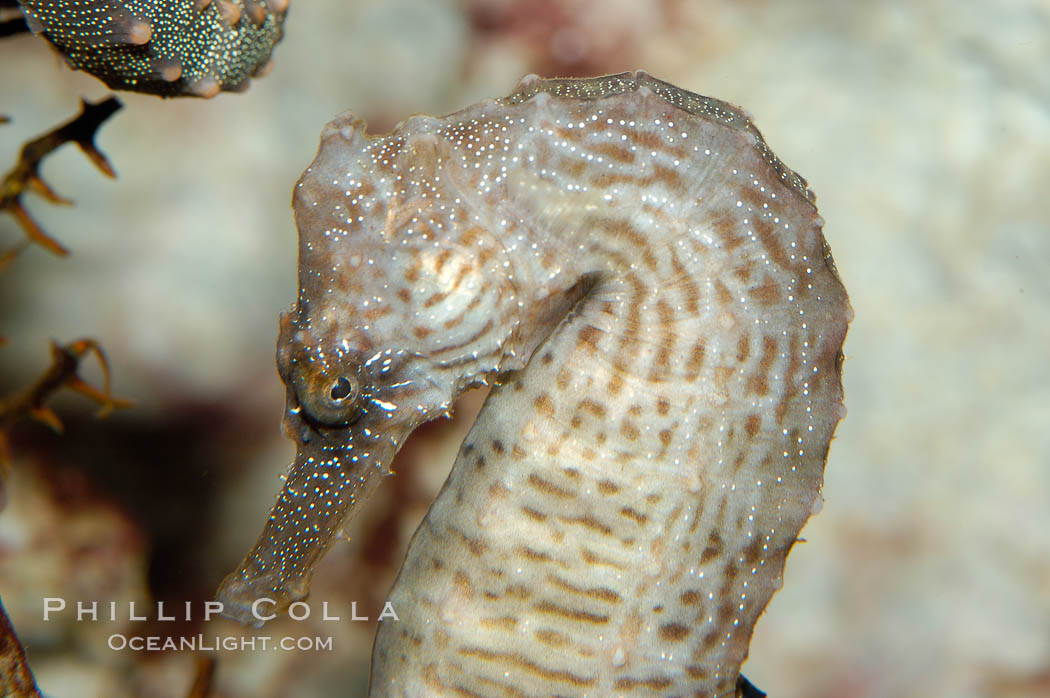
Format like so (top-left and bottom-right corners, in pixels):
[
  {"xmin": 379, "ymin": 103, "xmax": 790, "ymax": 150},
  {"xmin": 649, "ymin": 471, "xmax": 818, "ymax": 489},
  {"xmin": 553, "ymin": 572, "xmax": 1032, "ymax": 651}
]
[{"xmin": 217, "ymin": 405, "xmax": 408, "ymax": 625}]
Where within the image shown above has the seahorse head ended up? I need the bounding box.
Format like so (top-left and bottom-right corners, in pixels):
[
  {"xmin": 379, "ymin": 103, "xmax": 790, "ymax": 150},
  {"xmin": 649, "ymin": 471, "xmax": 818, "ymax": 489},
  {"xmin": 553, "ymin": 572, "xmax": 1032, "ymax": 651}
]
[
  {"xmin": 218, "ymin": 111, "xmax": 542, "ymax": 622},
  {"xmin": 284, "ymin": 111, "xmax": 529, "ymax": 428}
]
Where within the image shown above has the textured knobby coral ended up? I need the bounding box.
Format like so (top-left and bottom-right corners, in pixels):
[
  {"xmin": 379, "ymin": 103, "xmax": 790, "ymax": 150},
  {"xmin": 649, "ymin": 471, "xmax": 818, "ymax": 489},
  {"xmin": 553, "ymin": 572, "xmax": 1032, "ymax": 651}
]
[
  {"xmin": 17, "ymin": 0, "xmax": 286, "ymax": 97},
  {"xmin": 219, "ymin": 71, "xmax": 851, "ymax": 696}
]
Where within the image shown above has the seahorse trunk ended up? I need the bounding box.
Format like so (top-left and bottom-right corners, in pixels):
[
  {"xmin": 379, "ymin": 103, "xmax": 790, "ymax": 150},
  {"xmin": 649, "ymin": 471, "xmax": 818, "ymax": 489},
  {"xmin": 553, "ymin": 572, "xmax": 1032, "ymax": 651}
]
[{"xmin": 220, "ymin": 72, "xmax": 850, "ymax": 696}]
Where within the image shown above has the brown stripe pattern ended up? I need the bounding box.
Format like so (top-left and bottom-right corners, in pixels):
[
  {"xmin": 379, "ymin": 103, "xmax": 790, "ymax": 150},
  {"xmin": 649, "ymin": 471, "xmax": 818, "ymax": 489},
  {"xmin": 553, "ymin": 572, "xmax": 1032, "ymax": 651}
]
[{"xmin": 219, "ymin": 71, "xmax": 851, "ymax": 697}]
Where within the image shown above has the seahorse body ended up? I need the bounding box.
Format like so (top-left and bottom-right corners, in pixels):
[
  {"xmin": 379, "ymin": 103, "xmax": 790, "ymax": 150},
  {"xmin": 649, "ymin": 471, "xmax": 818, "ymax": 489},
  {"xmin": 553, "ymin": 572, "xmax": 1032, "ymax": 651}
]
[
  {"xmin": 17, "ymin": 0, "xmax": 287, "ymax": 97},
  {"xmin": 218, "ymin": 71, "xmax": 851, "ymax": 696}
]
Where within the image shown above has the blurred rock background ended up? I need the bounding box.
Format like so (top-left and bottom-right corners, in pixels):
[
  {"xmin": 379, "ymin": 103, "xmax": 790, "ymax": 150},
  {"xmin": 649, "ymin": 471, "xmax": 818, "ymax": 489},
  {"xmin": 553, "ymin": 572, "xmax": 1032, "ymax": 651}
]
[{"xmin": 1, "ymin": 0, "xmax": 1048, "ymax": 696}]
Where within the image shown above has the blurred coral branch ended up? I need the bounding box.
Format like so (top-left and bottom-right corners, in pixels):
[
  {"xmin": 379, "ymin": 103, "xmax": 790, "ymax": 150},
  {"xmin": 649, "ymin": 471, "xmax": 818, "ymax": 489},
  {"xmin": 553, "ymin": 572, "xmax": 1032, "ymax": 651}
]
[
  {"xmin": 0, "ymin": 338, "xmax": 133, "ymax": 474},
  {"xmin": 1, "ymin": 96, "xmax": 121, "ymax": 264},
  {"xmin": 0, "ymin": 14, "xmax": 27, "ymax": 37},
  {"xmin": 0, "ymin": 596, "xmax": 41, "ymax": 698},
  {"xmin": 0, "ymin": 0, "xmax": 27, "ymax": 38},
  {"xmin": 186, "ymin": 655, "xmax": 217, "ymax": 698}
]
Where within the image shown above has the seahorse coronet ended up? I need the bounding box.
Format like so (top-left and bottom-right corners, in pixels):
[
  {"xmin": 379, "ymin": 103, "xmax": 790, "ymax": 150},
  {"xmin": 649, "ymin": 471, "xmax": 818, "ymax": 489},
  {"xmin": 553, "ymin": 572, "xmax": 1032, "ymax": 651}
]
[
  {"xmin": 220, "ymin": 71, "xmax": 851, "ymax": 696},
  {"xmin": 17, "ymin": 0, "xmax": 287, "ymax": 97}
]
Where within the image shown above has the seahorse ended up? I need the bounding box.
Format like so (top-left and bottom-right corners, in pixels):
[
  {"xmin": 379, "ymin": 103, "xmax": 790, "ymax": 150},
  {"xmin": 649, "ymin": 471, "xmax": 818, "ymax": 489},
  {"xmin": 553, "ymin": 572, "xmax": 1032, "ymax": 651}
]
[
  {"xmin": 218, "ymin": 71, "xmax": 851, "ymax": 696},
  {"xmin": 17, "ymin": 0, "xmax": 287, "ymax": 97}
]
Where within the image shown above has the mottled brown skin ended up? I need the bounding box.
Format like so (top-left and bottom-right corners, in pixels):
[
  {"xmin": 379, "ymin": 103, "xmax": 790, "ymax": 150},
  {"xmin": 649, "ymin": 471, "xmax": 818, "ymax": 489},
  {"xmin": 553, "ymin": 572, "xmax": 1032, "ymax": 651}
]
[{"xmin": 219, "ymin": 72, "xmax": 851, "ymax": 696}]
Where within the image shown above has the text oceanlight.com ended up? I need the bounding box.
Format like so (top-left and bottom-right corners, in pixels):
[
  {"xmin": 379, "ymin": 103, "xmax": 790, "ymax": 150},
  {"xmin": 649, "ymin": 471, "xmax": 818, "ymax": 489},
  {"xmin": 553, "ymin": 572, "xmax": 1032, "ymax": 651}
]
[{"xmin": 107, "ymin": 634, "xmax": 334, "ymax": 652}]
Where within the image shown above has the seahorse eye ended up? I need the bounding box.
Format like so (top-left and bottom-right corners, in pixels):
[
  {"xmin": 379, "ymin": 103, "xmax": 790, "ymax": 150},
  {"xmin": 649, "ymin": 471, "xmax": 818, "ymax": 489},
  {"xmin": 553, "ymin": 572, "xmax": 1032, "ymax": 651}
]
[
  {"xmin": 292, "ymin": 364, "xmax": 363, "ymax": 427},
  {"xmin": 329, "ymin": 376, "xmax": 356, "ymax": 401}
]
